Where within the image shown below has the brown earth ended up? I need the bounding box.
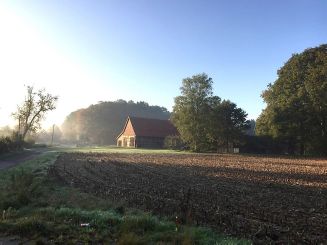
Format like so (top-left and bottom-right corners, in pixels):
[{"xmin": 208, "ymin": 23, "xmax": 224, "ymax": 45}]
[{"xmin": 51, "ymin": 153, "xmax": 327, "ymax": 244}]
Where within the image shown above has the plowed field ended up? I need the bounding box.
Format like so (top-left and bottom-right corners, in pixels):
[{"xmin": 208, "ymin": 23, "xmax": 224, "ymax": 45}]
[{"xmin": 52, "ymin": 153, "xmax": 327, "ymax": 243}]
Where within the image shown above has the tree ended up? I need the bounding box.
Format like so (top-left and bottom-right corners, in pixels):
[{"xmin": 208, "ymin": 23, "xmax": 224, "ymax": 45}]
[
  {"xmin": 0, "ymin": 126, "xmax": 13, "ymax": 138},
  {"xmin": 256, "ymin": 44, "xmax": 327, "ymax": 155},
  {"xmin": 172, "ymin": 73, "xmax": 250, "ymax": 152},
  {"xmin": 171, "ymin": 73, "xmax": 213, "ymax": 151},
  {"xmin": 61, "ymin": 100, "xmax": 170, "ymax": 144},
  {"xmin": 206, "ymin": 95, "xmax": 223, "ymax": 150},
  {"xmin": 208, "ymin": 99, "xmax": 250, "ymax": 152},
  {"xmin": 13, "ymin": 86, "xmax": 58, "ymax": 141}
]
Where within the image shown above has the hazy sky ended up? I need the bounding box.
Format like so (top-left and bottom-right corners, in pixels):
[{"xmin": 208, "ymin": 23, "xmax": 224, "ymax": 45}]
[{"xmin": 0, "ymin": 0, "xmax": 326, "ymax": 129}]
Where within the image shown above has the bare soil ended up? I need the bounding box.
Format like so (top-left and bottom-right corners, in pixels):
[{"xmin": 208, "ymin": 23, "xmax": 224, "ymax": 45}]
[{"xmin": 52, "ymin": 153, "xmax": 327, "ymax": 244}]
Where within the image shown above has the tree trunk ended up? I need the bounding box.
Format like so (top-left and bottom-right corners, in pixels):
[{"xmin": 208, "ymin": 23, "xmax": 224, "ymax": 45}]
[{"xmin": 22, "ymin": 127, "xmax": 29, "ymax": 141}]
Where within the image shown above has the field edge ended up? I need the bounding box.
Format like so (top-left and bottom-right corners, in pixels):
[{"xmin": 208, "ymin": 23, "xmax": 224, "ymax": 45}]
[{"xmin": 0, "ymin": 150, "xmax": 250, "ymax": 244}]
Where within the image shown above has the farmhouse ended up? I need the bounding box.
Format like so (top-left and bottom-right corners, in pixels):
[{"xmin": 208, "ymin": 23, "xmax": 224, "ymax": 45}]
[{"xmin": 116, "ymin": 116, "xmax": 179, "ymax": 148}]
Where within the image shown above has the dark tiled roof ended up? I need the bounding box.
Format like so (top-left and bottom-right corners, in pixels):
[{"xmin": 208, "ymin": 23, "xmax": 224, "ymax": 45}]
[{"xmin": 129, "ymin": 116, "xmax": 179, "ymax": 137}]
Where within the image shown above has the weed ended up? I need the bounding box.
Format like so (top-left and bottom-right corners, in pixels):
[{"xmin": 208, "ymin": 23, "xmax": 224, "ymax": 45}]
[
  {"xmin": 0, "ymin": 170, "xmax": 43, "ymax": 209},
  {"xmin": 120, "ymin": 215, "xmax": 156, "ymax": 235},
  {"xmin": 14, "ymin": 217, "xmax": 49, "ymax": 236},
  {"xmin": 118, "ymin": 232, "xmax": 145, "ymax": 245}
]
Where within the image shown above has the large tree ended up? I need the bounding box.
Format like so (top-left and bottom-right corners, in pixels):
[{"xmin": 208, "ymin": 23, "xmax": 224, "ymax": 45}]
[
  {"xmin": 171, "ymin": 73, "xmax": 213, "ymax": 151},
  {"xmin": 13, "ymin": 86, "xmax": 58, "ymax": 141},
  {"xmin": 208, "ymin": 99, "xmax": 249, "ymax": 152},
  {"xmin": 256, "ymin": 44, "xmax": 327, "ymax": 155},
  {"xmin": 172, "ymin": 73, "xmax": 249, "ymax": 152}
]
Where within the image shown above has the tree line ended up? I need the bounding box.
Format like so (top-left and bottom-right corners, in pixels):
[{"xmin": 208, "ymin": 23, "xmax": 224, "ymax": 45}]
[
  {"xmin": 2, "ymin": 44, "xmax": 326, "ymax": 156},
  {"xmin": 172, "ymin": 44, "xmax": 327, "ymax": 155},
  {"xmin": 61, "ymin": 100, "xmax": 170, "ymax": 145}
]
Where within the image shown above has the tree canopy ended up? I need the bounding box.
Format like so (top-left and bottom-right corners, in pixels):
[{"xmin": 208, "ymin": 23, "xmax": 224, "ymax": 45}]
[
  {"xmin": 171, "ymin": 73, "xmax": 213, "ymax": 151},
  {"xmin": 256, "ymin": 44, "xmax": 327, "ymax": 155},
  {"xmin": 172, "ymin": 73, "xmax": 249, "ymax": 152},
  {"xmin": 61, "ymin": 100, "xmax": 170, "ymax": 145},
  {"xmin": 13, "ymin": 86, "xmax": 58, "ymax": 141},
  {"xmin": 209, "ymin": 100, "xmax": 250, "ymax": 151}
]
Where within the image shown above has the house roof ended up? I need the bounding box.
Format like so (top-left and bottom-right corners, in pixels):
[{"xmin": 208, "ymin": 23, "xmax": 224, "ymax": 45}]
[{"xmin": 117, "ymin": 116, "xmax": 179, "ymax": 139}]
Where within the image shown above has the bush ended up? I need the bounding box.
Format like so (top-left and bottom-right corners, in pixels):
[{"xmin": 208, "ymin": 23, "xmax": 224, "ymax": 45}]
[
  {"xmin": 240, "ymin": 135, "xmax": 288, "ymax": 154},
  {"xmin": 0, "ymin": 137, "xmax": 13, "ymax": 154},
  {"xmin": 0, "ymin": 136, "xmax": 23, "ymax": 155}
]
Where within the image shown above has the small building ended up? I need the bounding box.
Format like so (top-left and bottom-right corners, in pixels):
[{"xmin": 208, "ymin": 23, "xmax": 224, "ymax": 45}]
[{"xmin": 116, "ymin": 116, "xmax": 179, "ymax": 148}]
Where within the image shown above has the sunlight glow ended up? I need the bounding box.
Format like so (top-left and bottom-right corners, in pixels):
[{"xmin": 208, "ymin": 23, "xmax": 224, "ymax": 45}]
[{"xmin": 0, "ymin": 3, "xmax": 110, "ymax": 128}]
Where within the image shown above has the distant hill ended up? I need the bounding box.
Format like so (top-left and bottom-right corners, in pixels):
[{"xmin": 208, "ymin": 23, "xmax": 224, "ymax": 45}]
[{"xmin": 61, "ymin": 100, "xmax": 170, "ymax": 145}]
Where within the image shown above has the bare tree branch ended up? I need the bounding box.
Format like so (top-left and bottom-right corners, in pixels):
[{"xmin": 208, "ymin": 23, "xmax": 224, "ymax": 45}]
[{"xmin": 13, "ymin": 85, "xmax": 58, "ymax": 141}]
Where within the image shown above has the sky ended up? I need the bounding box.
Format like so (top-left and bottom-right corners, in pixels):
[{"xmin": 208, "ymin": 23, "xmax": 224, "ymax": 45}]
[{"xmin": 0, "ymin": 0, "xmax": 326, "ymax": 129}]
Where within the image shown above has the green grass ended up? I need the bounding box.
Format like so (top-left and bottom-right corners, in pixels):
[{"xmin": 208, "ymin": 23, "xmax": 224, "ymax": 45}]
[
  {"xmin": 0, "ymin": 150, "xmax": 251, "ymax": 244},
  {"xmin": 53, "ymin": 145, "xmax": 191, "ymax": 154}
]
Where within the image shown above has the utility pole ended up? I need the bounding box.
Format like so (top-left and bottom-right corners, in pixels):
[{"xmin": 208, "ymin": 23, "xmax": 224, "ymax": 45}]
[{"xmin": 51, "ymin": 124, "xmax": 55, "ymax": 146}]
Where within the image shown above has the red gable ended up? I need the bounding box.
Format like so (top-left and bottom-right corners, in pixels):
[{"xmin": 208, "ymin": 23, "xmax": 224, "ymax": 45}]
[{"xmin": 117, "ymin": 116, "xmax": 179, "ymax": 139}]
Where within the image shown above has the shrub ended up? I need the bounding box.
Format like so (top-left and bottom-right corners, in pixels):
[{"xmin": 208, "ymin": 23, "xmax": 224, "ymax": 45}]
[{"xmin": 0, "ymin": 136, "xmax": 23, "ymax": 155}]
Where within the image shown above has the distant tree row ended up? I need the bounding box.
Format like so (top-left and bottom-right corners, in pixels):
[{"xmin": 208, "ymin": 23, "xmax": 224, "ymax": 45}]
[
  {"xmin": 61, "ymin": 100, "xmax": 170, "ymax": 145},
  {"xmin": 6, "ymin": 44, "xmax": 325, "ymax": 156},
  {"xmin": 256, "ymin": 44, "xmax": 327, "ymax": 155},
  {"xmin": 171, "ymin": 73, "xmax": 250, "ymax": 152}
]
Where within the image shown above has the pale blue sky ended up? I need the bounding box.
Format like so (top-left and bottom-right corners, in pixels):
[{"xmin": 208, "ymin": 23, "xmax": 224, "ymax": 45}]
[{"xmin": 0, "ymin": 0, "xmax": 326, "ymax": 127}]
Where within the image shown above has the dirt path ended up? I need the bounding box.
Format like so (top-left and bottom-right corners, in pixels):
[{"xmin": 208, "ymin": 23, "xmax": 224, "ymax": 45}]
[{"xmin": 0, "ymin": 148, "xmax": 49, "ymax": 170}]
